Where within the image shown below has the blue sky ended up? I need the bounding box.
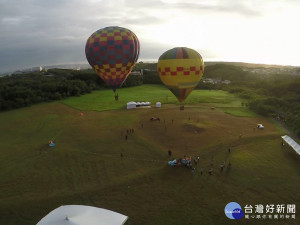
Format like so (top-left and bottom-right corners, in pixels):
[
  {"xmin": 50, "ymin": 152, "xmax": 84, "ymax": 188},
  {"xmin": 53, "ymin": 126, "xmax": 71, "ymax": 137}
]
[{"xmin": 1, "ymin": 0, "xmax": 300, "ymax": 73}]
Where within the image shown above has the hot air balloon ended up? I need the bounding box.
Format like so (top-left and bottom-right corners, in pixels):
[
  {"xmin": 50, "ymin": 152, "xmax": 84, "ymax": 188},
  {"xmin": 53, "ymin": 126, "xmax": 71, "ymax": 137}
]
[
  {"xmin": 85, "ymin": 26, "xmax": 140, "ymax": 99},
  {"xmin": 157, "ymin": 47, "xmax": 204, "ymax": 103}
]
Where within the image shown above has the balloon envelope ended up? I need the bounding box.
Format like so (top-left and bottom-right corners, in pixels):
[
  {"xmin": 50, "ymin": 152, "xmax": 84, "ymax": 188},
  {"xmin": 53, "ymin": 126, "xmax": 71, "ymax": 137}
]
[
  {"xmin": 157, "ymin": 47, "xmax": 204, "ymax": 102},
  {"xmin": 85, "ymin": 26, "xmax": 140, "ymax": 91}
]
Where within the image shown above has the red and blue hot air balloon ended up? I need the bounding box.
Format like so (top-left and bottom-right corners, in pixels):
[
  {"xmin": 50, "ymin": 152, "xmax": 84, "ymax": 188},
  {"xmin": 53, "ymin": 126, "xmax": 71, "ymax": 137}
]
[{"xmin": 85, "ymin": 26, "xmax": 140, "ymax": 99}]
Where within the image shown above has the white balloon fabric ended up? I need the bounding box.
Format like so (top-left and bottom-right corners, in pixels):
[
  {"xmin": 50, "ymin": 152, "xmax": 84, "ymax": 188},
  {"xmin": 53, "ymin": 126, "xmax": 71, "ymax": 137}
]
[{"xmin": 36, "ymin": 205, "xmax": 128, "ymax": 225}]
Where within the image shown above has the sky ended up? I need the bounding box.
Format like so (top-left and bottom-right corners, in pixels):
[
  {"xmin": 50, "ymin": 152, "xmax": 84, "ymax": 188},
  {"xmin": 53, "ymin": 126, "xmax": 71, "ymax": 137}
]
[{"xmin": 1, "ymin": 0, "xmax": 300, "ymax": 73}]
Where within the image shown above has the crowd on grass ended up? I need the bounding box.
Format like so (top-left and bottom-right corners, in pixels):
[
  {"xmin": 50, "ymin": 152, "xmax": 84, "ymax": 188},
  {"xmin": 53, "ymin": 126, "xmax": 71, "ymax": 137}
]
[{"xmin": 167, "ymin": 148, "xmax": 232, "ymax": 175}]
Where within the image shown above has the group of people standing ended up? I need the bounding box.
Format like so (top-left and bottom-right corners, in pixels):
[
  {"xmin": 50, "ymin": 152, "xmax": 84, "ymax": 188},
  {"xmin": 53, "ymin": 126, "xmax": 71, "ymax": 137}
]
[
  {"xmin": 124, "ymin": 128, "xmax": 135, "ymax": 140},
  {"xmin": 168, "ymin": 146, "xmax": 233, "ymax": 175}
]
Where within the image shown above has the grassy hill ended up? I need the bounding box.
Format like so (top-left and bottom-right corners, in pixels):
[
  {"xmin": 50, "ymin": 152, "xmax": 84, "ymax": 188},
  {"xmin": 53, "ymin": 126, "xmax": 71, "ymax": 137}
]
[{"xmin": 0, "ymin": 85, "xmax": 299, "ymax": 225}]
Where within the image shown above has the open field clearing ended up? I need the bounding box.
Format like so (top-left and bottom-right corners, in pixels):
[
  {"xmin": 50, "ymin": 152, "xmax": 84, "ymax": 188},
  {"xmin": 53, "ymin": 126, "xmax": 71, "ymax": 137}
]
[{"xmin": 0, "ymin": 85, "xmax": 299, "ymax": 225}]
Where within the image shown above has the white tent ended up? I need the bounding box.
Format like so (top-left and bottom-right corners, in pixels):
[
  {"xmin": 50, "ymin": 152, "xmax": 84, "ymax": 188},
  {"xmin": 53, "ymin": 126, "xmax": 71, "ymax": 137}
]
[
  {"xmin": 281, "ymin": 135, "xmax": 300, "ymax": 155},
  {"xmin": 36, "ymin": 205, "xmax": 128, "ymax": 225},
  {"xmin": 155, "ymin": 102, "xmax": 161, "ymax": 108},
  {"xmin": 126, "ymin": 101, "xmax": 136, "ymax": 109}
]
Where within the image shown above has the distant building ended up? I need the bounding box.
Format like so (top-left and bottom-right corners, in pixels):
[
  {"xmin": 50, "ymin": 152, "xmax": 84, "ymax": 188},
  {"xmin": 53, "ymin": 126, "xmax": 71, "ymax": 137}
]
[
  {"xmin": 242, "ymin": 67, "xmax": 300, "ymax": 75},
  {"xmin": 222, "ymin": 80, "xmax": 231, "ymax": 85},
  {"xmin": 130, "ymin": 71, "xmax": 142, "ymax": 76},
  {"xmin": 202, "ymin": 78, "xmax": 223, "ymax": 84},
  {"xmin": 202, "ymin": 78, "xmax": 214, "ymax": 84},
  {"xmin": 13, "ymin": 66, "xmax": 43, "ymax": 74},
  {"xmin": 31, "ymin": 66, "xmax": 43, "ymax": 72}
]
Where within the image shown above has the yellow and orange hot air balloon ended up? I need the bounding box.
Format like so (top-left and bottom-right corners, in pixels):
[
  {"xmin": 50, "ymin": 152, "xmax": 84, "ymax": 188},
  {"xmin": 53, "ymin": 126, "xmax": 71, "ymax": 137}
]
[
  {"xmin": 157, "ymin": 47, "xmax": 204, "ymax": 102},
  {"xmin": 85, "ymin": 26, "xmax": 140, "ymax": 98}
]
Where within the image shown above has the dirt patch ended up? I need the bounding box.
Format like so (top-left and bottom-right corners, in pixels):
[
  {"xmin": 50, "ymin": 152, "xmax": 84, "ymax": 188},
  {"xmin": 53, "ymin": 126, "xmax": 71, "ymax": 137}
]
[{"xmin": 182, "ymin": 123, "xmax": 205, "ymax": 133}]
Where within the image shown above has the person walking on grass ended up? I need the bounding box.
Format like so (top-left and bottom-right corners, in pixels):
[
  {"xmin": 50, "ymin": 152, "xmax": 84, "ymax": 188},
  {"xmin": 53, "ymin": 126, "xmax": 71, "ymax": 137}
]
[
  {"xmin": 227, "ymin": 162, "xmax": 232, "ymax": 170},
  {"xmin": 220, "ymin": 163, "xmax": 225, "ymax": 172}
]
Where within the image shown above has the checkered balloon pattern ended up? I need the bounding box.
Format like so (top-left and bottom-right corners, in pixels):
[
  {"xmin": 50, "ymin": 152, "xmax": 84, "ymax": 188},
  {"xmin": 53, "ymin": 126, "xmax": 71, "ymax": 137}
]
[
  {"xmin": 85, "ymin": 26, "xmax": 140, "ymax": 89},
  {"xmin": 157, "ymin": 47, "xmax": 204, "ymax": 102}
]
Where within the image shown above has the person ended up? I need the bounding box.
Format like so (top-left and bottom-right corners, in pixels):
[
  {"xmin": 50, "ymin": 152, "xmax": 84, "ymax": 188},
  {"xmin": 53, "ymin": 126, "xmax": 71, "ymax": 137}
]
[
  {"xmin": 194, "ymin": 158, "xmax": 198, "ymax": 165},
  {"xmin": 209, "ymin": 168, "xmax": 213, "ymax": 175},
  {"xmin": 115, "ymin": 93, "xmax": 119, "ymax": 101},
  {"xmin": 200, "ymin": 168, "xmax": 203, "ymax": 175},
  {"xmin": 228, "ymin": 146, "xmax": 231, "ymax": 153},
  {"xmin": 125, "ymin": 135, "xmax": 128, "ymax": 141},
  {"xmin": 227, "ymin": 162, "xmax": 231, "ymax": 170},
  {"xmin": 168, "ymin": 150, "xmax": 172, "ymax": 157},
  {"xmin": 220, "ymin": 163, "xmax": 224, "ymax": 172}
]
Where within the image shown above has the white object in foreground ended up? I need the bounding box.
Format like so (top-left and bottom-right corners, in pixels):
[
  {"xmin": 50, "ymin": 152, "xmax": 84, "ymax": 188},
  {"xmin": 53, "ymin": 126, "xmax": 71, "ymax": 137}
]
[
  {"xmin": 36, "ymin": 205, "xmax": 128, "ymax": 225},
  {"xmin": 281, "ymin": 135, "xmax": 300, "ymax": 155}
]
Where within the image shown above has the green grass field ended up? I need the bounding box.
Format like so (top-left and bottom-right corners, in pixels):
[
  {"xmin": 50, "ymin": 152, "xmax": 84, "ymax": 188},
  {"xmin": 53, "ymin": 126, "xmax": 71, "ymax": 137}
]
[{"xmin": 0, "ymin": 85, "xmax": 299, "ymax": 225}]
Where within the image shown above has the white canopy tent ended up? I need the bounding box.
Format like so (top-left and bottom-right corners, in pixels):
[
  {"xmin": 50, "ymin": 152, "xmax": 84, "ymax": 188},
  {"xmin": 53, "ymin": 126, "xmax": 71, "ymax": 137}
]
[
  {"xmin": 126, "ymin": 101, "xmax": 136, "ymax": 109},
  {"xmin": 281, "ymin": 135, "xmax": 300, "ymax": 156},
  {"xmin": 36, "ymin": 205, "xmax": 128, "ymax": 225},
  {"xmin": 155, "ymin": 102, "xmax": 161, "ymax": 108},
  {"xmin": 127, "ymin": 101, "xmax": 151, "ymax": 109}
]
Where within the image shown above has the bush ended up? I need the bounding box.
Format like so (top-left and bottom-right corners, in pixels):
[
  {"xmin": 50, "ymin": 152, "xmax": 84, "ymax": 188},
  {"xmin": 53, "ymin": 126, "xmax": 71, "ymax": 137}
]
[
  {"xmin": 248, "ymin": 99, "xmax": 275, "ymax": 116},
  {"xmin": 122, "ymin": 74, "xmax": 143, "ymax": 87}
]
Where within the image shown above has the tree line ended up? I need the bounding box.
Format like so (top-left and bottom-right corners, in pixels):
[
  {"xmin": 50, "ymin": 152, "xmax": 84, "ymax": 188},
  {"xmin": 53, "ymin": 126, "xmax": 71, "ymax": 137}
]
[{"xmin": 0, "ymin": 68, "xmax": 144, "ymax": 111}]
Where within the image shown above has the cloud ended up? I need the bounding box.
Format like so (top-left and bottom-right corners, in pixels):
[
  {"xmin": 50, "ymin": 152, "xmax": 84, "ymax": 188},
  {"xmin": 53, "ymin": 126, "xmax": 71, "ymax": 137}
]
[
  {"xmin": 0, "ymin": 0, "xmax": 166, "ymax": 72},
  {"xmin": 159, "ymin": 0, "xmax": 262, "ymax": 17},
  {"xmin": 0, "ymin": 0, "xmax": 300, "ymax": 73}
]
